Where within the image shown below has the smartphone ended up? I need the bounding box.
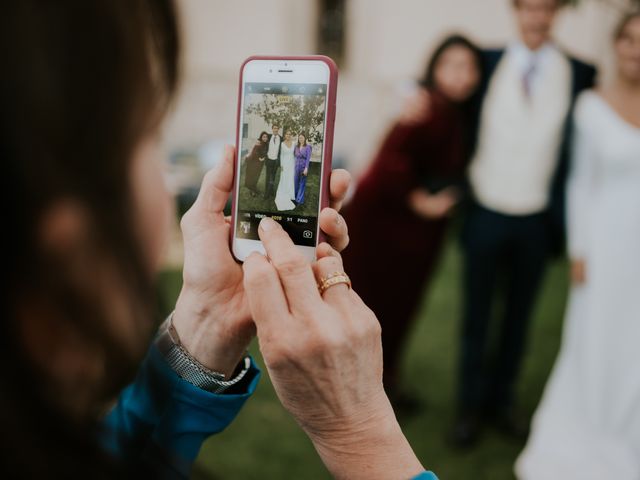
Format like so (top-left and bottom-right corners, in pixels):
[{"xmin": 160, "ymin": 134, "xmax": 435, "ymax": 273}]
[{"xmin": 230, "ymin": 56, "xmax": 338, "ymax": 262}]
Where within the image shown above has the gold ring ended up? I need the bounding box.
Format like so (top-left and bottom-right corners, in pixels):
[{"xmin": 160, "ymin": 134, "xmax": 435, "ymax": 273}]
[{"xmin": 318, "ymin": 271, "xmax": 352, "ymax": 295}]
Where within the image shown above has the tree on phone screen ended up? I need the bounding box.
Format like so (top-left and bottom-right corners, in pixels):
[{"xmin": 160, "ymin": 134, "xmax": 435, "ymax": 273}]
[{"xmin": 246, "ymin": 94, "xmax": 325, "ymax": 145}]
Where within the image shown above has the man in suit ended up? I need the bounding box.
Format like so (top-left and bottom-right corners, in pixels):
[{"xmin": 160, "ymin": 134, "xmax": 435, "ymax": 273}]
[
  {"xmin": 264, "ymin": 124, "xmax": 282, "ymax": 199},
  {"xmin": 451, "ymin": 0, "xmax": 597, "ymax": 447}
]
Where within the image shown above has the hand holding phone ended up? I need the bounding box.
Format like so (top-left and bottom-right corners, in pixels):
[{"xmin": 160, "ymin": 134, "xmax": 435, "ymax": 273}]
[
  {"xmin": 242, "ymin": 219, "xmax": 425, "ymax": 480},
  {"xmin": 231, "ymin": 56, "xmax": 338, "ymax": 262},
  {"xmin": 173, "ymin": 144, "xmax": 350, "ymax": 379}
]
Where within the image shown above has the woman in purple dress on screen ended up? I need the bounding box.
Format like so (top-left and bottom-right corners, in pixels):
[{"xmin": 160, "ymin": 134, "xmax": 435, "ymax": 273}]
[{"xmin": 294, "ymin": 133, "xmax": 312, "ymax": 204}]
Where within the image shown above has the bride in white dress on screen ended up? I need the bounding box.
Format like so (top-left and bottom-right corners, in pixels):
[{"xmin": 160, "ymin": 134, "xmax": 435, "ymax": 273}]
[
  {"xmin": 516, "ymin": 13, "xmax": 640, "ymax": 480},
  {"xmin": 275, "ymin": 129, "xmax": 296, "ymax": 211}
]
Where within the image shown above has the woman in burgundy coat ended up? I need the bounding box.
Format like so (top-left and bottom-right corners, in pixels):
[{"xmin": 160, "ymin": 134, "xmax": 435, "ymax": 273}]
[
  {"xmin": 244, "ymin": 131, "xmax": 269, "ymax": 196},
  {"xmin": 342, "ymin": 35, "xmax": 483, "ymax": 405}
]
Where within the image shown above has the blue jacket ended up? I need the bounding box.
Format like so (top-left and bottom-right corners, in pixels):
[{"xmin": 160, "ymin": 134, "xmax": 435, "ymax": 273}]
[
  {"xmin": 102, "ymin": 344, "xmax": 438, "ymax": 479},
  {"xmin": 102, "ymin": 345, "xmax": 260, "ymax": 478}
]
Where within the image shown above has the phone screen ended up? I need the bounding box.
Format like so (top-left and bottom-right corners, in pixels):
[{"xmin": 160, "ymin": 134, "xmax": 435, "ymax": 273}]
[{"xmin": 235, "ymin": 81, "xmax": 328, "ymax": 247}]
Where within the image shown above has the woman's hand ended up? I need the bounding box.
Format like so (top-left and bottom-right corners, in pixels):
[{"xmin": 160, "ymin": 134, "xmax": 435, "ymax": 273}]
[
  {"xmin": 172, "ymin": 146, "xmax": 351, "ymax": 377},
  {"xmin": 409, "ymin": 187, "xmax": 459, "ymax": 219},
  {"xmin": 398, "ymin": 88, "xmax": 431, "ymax": 126},
  {"xmin": 242, "ymin": 218, "xmax": 424, "ymax": 480},
  {"xmin": 571, "ymin": 259, "xmax": 587, "ymax": 285},
  {"xmin": 303, "ymin": 167, "xmax": 308, "ymax": 176}
]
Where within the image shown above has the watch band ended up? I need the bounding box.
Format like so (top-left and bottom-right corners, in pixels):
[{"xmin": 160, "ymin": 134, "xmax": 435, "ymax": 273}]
[{"xmin": 155, "ymin": 313, "xmax": 251, "ymax": 394}]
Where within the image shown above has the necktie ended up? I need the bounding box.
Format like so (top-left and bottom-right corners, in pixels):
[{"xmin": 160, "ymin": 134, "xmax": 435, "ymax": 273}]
[{"xmin": 523, "ymin": 58, "xmax": 537, "ymax": 99}]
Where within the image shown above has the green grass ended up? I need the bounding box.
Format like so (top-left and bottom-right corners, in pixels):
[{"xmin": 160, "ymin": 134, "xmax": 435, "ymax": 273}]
[
  {"xmin": 157, "ymin": 231, "xmax": 569, "ymax": 480},
  {"xmin": 238, "ymin": 160, "xmax": 321, "ymax": 217}
]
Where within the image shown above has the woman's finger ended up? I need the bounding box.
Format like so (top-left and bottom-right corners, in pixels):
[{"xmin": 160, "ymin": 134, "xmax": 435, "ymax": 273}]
[
  {"xmin": 399, "ymin": 88, "xmax": 431, "ymax": 125},
  {"xmin": 179, "ymin": 146, "xmax": 235, "ymax": 241},
  {"xmin": 243, "ymin": 252, "xmax": 291, "ymax": 334},
  {"xmin": 328, "ymin": 169, "xmax": 351, "ymax": 211},
  {"xmin": 193, "ymin": 145, "xmax": 236, "ymax": 215},
  {"xmin": 316, "ymin": 241, "xmax": 341, "ymax": 260},
  {"xmin": 258, "ymin": 217, "xmax": 321, "ymax": 315},
  {"xmin": 319, "ymin": 208, "xmax": 349, "ymax": 252},
  {"xmin": 314, "ymin": 243, "xmax": 352, "ymax": 307}
]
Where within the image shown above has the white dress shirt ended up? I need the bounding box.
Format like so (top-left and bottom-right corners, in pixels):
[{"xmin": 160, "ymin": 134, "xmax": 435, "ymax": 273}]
[
  {"xmin": 267, "ymin": 134, "xmax": 281, "ymax": 160},
  {"xmin": 469, "ymin": 42, "xmax": 572, "ymax": 215}
]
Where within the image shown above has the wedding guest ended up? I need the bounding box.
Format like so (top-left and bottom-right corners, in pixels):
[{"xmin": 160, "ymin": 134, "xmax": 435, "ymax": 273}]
[
  {"xmin": 342, "ymin": 35, "xmax": 483, "ymax": 406},
  {"xmin": 264, "ymin": 124, "xmax": 282, "ymax": 199},
  {"xmin": 244, "ymin": 131, "xmax": 269, "ymax": 196},
  {"xmin": 294, "ymin": 132, "xmax": 312, "ymax": 204},
  {"xmin": 451, "ymin": 0, "xmax": 597, "ymax": 447},
  {"xmin": 516, "ymin": 12, "xmax": 640, "ymax": 479}
]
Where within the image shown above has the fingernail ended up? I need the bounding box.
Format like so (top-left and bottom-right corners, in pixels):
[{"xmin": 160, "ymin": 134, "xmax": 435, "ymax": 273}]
[
  {"xmin": 260, "ymin": 217, "xmax": 280, "ymax": 231},
  {"xmin": 335, "ymin": 214, "xmax": 342, "ymax": 226},
  {"xmin": 246, "ymin": 251, "xmax": 264, "ymax": 261}
]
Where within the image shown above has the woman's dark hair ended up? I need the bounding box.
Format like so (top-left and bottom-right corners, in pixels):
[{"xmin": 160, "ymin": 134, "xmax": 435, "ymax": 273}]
[
  {"xmin": 297, "ymin": 132, "xmax": 308, "ymax": 147},
  {"xmin": 0, "ymin": 0, "xmax": 179, "ymax": 477},
  {"xmin": 614, "ymin": 11, "xmax": 640, "ymax": 40},
  {"xmin": 419, "ymin": 34, "xmax": 485, "ymax": 160},
  {"xmin": 419, "ymin": 34, "xmax": 483, "ymax": 96},
  {"xmin": 259, "ymin": 131, "xmax": 270, "ymax": 142}
]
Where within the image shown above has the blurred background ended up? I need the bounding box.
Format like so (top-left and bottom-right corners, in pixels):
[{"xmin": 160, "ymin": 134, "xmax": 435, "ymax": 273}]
[
  {"xmin": 157, "ymin": 1, "xmax": 633, "ymax": 478},
  {"xmin": 163, "ymin": 0, "xmax": 622, "ymax": 183}
]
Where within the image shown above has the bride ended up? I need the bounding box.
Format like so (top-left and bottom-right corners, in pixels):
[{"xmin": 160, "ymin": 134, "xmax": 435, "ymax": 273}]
[
  {"xmin": 516, "ymin": 13, "xmax": 640, "ymax": 479},
  {"xmin": 275, "ymin": 129, "xmax": 297, "ymax": 211}
]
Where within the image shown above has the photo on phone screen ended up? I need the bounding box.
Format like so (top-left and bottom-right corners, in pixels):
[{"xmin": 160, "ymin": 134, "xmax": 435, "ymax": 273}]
[{"xmin": 235, "ymin": 80, "xmax": 328, "ymax": 247}]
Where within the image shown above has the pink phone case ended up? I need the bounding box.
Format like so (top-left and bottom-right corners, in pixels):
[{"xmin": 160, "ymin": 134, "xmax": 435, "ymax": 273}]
[{"xmin": 229, "ymin": 55, "xmax": 339, "ymax": 260}]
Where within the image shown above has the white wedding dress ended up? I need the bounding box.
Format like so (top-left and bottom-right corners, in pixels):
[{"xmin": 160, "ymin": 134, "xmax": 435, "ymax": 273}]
[
  {"xmin": 275, "ymin": 142, "xmax": 296, "ymax": 211},
  {"xmin": 516, "ymin": 91, "xmax": 640, "ymax": 479}
]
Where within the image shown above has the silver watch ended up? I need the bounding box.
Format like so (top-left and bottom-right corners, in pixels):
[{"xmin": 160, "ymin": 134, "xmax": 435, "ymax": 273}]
[{"xmin": 155, "ymin": 313, "xmax": 251, "ymax": 394}]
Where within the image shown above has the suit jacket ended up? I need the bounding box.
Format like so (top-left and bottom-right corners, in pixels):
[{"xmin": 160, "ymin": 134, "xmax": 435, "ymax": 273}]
[{"xmin": 472, "ymin": 48, "xmax": 597, "ymax": 254}]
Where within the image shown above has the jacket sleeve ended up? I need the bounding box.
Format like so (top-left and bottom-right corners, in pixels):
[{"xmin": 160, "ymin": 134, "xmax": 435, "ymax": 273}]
[
  {"xmin": 304, "ymin": 146, "xmax": 312, "ymax": 169},
  {"xmin": 248, "ymin": 144, "xmax": 260, "ymax": 159},
  {"xmin": 101, "ymin": 344, "xmax": 260, "ymax": 478},
  {"xmin": 361, "ymin": 121, "xmax": 431, "ymax": 202},
  {"xmin": 412, "ymin": 472, "xmax": 439, "ymax": 480},
  {"xmin": 547, "ymin": 61, "xmax": 598, "ymax": 255}
]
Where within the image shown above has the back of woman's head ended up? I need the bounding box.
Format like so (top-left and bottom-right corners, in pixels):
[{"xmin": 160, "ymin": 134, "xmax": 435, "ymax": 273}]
[{"xmin": 0, "ymin": 0, "xmax": 179, "ymax": 476}]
